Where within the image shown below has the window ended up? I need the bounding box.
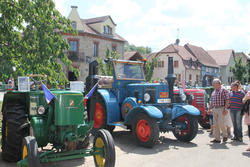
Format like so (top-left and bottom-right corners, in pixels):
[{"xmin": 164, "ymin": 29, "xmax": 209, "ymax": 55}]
[
  {"xmin": 196, "ymin": 75, "xmax": 199, "ymax": 82},
  {"xmin": 69, "ymin": 40, "xmax": 78, "ymax": 52},
  {"xmin": 189, "ymin": 74, "xmax": 192, "ymax": 81},
  {"xmin": 161, "ymin": 61, "xmax": 164, "ymax": 68},
  {"xmin": 158, "ymin": 61, "xmax": 162, "ymax": 68},
  {"xmin": 93, "ymin": 42, "xmax": 99, "ymax": 57},
  {"xmin": 71, "ymin": 21, "xmax": 77, "ymax": 29},
  {"xmin": 104, "ymin": 25, "xmax": 112, "ymax": 35},
  {"xmin": 174, "ymin": 60, "xmax": 178, "ymax": 68}
]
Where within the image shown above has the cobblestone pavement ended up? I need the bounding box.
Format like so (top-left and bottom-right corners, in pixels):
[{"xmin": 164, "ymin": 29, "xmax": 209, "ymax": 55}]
[{"xmin": 0, "ymin": 126, "xmax": 249, "ymax": 167}]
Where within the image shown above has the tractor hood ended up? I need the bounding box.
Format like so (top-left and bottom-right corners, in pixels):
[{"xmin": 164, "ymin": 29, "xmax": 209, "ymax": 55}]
[{"xmin": 126, "ymin": 83, "xmax": 170, "ymax": 104}]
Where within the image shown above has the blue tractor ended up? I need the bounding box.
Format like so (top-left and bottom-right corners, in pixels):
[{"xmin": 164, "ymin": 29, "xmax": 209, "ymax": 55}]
[{"xmin": 85, "ymin": 57, "xmax": 200, "ymax": 147}]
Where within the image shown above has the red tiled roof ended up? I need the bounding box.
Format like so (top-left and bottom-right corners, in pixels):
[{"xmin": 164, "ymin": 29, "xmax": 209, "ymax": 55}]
[
  {"xmin": 82, "ymin": 15, "xmax": 116, "ymax": 26},
  {"xmin": 124, "ymin": 51, "xmax": 143, "ymax": 60},
  {"xmin": 159, "ymin": 44, "xmax": 197, "ymax": 61},
  {"xmin": 207, "ymin": 49, "xmax": 234, "ymax": 66},
  {"xmin": 184, "ymin": 44, "xmax": 219, "ymax": 68},
  {"xmin": 79, "ymin": 17, "xmax": 126, "ymax": 42}
]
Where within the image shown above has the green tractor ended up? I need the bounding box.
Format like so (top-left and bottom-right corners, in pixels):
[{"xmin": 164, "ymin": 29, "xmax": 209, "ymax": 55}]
[{"xmin": 1, "ymin": 75, "xmax": 115, "ymax": 167}]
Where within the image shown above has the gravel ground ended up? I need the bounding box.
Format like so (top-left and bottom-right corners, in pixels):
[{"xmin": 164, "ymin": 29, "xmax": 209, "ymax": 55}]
[{"xmin": 0, "ymin": 125, "xmax": 249, "ymax": 167}]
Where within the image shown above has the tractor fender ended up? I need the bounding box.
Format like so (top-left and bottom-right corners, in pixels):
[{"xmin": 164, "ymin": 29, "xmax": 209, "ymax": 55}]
[
  {"xmin": 124, "ymin": 105, "xmax": 163, "ymax": 125},
  {"xmin": 121, "ymin": 97, "xmax": 138, "ymax": 119},
  {"xmin": 97, "ymin": 89, "xmax": 120, "ymax": 124},
  {"xmin": 172, "ymin": 104, "xmax": 200, "ymax": 120}
]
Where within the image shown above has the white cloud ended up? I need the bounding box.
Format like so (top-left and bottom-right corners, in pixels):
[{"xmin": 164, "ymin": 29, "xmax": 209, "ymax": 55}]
[
  {"xmin": 56, "ymin": 0, "xmax": 250, "ymax": 53},
  {"xmin": 54, "ymin": 0, "xmax": 68, "ymax": 16}
]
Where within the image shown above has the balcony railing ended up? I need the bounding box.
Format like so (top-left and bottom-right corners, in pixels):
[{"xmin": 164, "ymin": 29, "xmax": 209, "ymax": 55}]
[{"xmin": 67, "ymin": 51, "xmax": 85, "ymax": 62}]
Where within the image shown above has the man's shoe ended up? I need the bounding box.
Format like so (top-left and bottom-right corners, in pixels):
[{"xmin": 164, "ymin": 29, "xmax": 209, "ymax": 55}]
[
  {"xmin": 210, "ymin": 139, "xmax": 221, "ymax": 143},
  {"xmin": 231, "ymin": 137, "xmax": 237, "ymax": 140},
  {"xmin": 237, "ymin": 138, "xmax": 243, "ymax": 142},
  {"xmin": 223, "ymin": 137, "xmax": 228, "ymax": 142}
]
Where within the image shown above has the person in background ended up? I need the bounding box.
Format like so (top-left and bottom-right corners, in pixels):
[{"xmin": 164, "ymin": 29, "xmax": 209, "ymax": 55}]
[
  {"xmin": 229, "ymin": 82, "xmax": 245, "ymax": 142},
  {"xmin": 242, "ymin": 91, "xmax": 250, "ymax": 151},
  {"xmin": 245, "ymin": 83, "xmax": 250, "ymax": 93},
  {"xmin": 208, "ymin": 79, "xmax": 230, "ymax": 143}
]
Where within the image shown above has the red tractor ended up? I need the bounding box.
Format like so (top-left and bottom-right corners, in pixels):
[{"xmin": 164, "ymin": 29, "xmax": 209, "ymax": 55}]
[{"xmin": 174, "ymin": 88, "xmax": 210, "ymax": 129}]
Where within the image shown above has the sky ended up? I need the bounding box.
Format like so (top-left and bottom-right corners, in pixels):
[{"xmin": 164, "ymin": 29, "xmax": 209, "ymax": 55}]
[{"xmin": 54, "ymin": 0, "xmax": 250, "ymax": 54}]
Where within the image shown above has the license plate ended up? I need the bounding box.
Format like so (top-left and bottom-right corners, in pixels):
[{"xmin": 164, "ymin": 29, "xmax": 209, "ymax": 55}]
[
  {"xmin": 160, "ymin": 92, "xmax": 168, "ymax": 98},
  {"xmin": 157, "ymin": 98, "xmax": 171, "ymax": 103}
]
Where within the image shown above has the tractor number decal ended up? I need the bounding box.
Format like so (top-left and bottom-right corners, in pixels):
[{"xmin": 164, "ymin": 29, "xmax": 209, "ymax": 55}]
[
  {"xmin": 160, "ymin": 92, "xmax": 168, "ymax": 98},
  {"xmin": 123, "ymin": 103, "xmax": 132, "ymax": 117}
]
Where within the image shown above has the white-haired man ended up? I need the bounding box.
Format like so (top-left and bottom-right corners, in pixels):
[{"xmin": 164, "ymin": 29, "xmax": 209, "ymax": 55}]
[{"xmin": 208, "ymin": 78, "xmax": 230, "ymax": 143}]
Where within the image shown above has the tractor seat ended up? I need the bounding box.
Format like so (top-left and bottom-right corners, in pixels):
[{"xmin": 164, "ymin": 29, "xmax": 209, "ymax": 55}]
[{"xmin": 96, "ymin": 75, "xmax": 113, "ymax": 88}]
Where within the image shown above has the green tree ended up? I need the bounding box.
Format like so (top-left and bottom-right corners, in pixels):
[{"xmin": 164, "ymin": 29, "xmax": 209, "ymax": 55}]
[
  {"xmin": 97, "ymin": 48, "xmax": 120, "ymax": 76},
  {"xmin": 144, "ymin": 57, "xmax": 157, "ymax": 82},
  {"xmin": 230, "ymin": 57, "xmax": 248, "ymax": 83},
  {"xmin": 125, "ymin": 43, "xmax": 152, "ymax": 54},
  {"xmin": 0, "ymin": 0, "xmax": 77, "ymax": 87}
]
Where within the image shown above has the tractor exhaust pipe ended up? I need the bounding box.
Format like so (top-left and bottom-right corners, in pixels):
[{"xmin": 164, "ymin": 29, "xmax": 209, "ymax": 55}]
[
  {"xmin": 85, "ymin": 60, "xmax": 99, "ymax": 121},
  {"xmin": 165, "ymin": 57, "xmax": 176, "ymax": 102}
]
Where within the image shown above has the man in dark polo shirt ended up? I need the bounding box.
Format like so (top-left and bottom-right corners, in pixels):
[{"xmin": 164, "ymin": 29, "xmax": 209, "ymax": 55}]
[
  {"xmin": 208, "ymin": 79, "xmax": 230, "ymax": 143},
  {"xmin": 230, "ymin": 82, "xmax": 245, "ymax": 142}
]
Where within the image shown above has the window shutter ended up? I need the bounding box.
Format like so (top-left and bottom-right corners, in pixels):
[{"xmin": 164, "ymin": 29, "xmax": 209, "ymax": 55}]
[{"xmin": 162, "ymin": 61, "xmax": 164, "ymax": 67}]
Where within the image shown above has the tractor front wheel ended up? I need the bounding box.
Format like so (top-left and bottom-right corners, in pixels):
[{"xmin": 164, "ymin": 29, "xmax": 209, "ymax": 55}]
[
  {"xmin": 132, "ymin": 113, "xmax": 159, "ymax": 148},
  {"xmin": 21, "ymin": 136, "xmax": 40, "ymax": 167},
  {"xmin": 172, "ymin": 114, "xmax": 198, "ymax": 142},
  {"xmin": 93, "ymin": 129, "xmax": 115, "ymax": 167}
]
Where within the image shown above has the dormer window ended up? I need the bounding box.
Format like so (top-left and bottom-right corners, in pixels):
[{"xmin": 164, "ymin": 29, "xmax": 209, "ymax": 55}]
[
  {"xmin": 104, "ymin": 25, "xmax": 112, "ymax": 35},
  {"xmin": 72, "ymin": 21, "xmax": 77, "ymax": 29}
]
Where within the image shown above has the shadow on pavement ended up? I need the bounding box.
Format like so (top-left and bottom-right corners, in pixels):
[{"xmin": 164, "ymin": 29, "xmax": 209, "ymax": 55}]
[
  {"xmin": 197, "ymin": 128, "xmax": 205, "ymax": 134},
  {"xmin": 112, "ymin": 130, "xmax": 197, "ymax": 155},
  {"xmin": 229, "ymin": 141, "xmax": 247, "ymax": 146},
  {"xmin": 208, "ymin": 142, "xmax": 229, "ymax": 149},
  {"xmin": 242, "ymin": 152, "xmax": 250, "ymax": 158}
]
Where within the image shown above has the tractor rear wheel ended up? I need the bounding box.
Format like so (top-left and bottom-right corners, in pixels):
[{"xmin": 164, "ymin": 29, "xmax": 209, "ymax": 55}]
[
  {"xmin": 93, "ymin": 129, "xmax": 115, "ymax": 167},
  {"xmin": 172, "ymin": 114, "xmax": 198, "ymax": 142},
  {"xmin": 93, "ymin": 94, "xmax": 114, "ymax": 133},
  {"xmin": 198, "ymin": 115, "xmax": 211, "ymax": 129},
  {"xmin": 132, "ymin": 113, "xmax": 159, "ymax": 148},
  {"xmin": 21, "ymin": 136, "xmax": 40, "ymax": 167},
  {"xmin": 1, "ymin": 104, "xmax": 29, "ymax": 162}
]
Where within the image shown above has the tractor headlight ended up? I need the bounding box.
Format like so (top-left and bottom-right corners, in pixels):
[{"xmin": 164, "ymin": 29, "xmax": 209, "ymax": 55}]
[
  {"xmin": 181, "ymin": 94, "xmax": 186, "ymax": 101},
  {"xmin": 144, "ymin": 93, "xmax": 151, "ymax": 102},
  {"xmin": 37, "ymin": 106, "xmax": 45, "ymax": 115}
]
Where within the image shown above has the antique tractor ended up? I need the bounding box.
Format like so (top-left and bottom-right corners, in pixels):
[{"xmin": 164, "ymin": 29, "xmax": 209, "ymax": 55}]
[
  {"xmin": 1, "ymin": 75, "xmax": 115, "ymax": 167},
  {"xmin": 86, "ymin": 57, "xmax": 200, "ymax": 148},
  {"xmin": 173, "ymin": 88, "xmax": 210, "ymax": 129}
]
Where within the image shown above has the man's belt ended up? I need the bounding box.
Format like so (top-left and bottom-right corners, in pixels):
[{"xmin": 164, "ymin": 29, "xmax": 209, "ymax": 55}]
[{"xmin": 214, "ymin": 106, "xmax": 225, "ymax": 108}]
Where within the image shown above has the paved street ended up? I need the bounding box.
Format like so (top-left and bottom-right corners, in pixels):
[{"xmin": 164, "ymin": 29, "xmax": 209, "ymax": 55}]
[{"xmin": 0, "ymin": 126, "xmax": 249, "ymax": 167}]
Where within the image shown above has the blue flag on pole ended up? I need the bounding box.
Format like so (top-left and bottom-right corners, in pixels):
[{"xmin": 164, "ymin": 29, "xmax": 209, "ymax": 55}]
[
  {"xmin": 85, "ymin": 83, "xmax": 98, "ymax": 99},
  {"xmin": 84, "ymin": 83, "xmax": 98, "ymax": 107},
  {"xmin": 41, "ymin": 83, "xmax": 55, "ymax": 104}
]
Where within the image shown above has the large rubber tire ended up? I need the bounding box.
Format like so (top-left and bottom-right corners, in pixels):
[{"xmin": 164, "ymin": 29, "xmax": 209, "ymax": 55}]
[
  {"xmin": 93, "ymin": 94, "xmax": 114, "ymax": 133},
  {"xmin": 93, "ymin": 129, "xmax": 116, "ymax": 167},
  {"xmin": 132, "ymin": 113, "xmax": 159, "ymax": 148},
  {"xmin": 198, "ymin": 115, "xmax": 211, "ymax": 129},
  {"xmin": 172, "ymin": 114, "xmax": 198, "ymax": 142},
  {"xmin": 21, "ymin": 136, "xmax": 40, "ymax": 167},
  {"xmin": 1, "ymin": 104, "xmax": 29, "ymax": 162}
]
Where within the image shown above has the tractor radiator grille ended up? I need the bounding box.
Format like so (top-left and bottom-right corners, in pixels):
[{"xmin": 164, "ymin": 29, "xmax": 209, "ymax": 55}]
[{"xmin": 145, "ymin": 87, "xmax": 156, "ymax": 104}]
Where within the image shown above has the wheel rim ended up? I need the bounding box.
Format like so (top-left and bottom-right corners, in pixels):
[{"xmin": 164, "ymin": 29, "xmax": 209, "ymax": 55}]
[
  {"xmin": 22, "ymin": 145, "xmax": 28, "ymax": 160},
  {"xmin": 95, "ymin": 137, "xmax": 105, "ymax": 167},
  {"xmin": 176, "ymin": 116, "xmax": 191, "ymax": 136},
  {"xmin": 94, "ymin": 102, "xmax": 104, "ymax": 129},
  {"xmin": 136, "ymin": 119, "xmax": 151, "ymax": 142}
]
